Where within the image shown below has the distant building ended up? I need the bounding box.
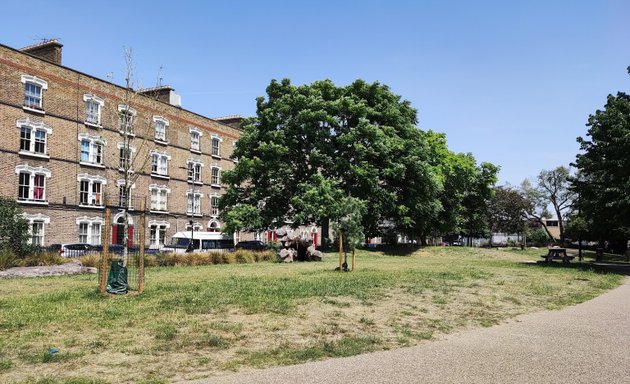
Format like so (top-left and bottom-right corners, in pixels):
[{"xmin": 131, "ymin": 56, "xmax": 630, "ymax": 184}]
[{"xmin": 0, "ymin": 40, "xmax": 245, "ymax": 248}]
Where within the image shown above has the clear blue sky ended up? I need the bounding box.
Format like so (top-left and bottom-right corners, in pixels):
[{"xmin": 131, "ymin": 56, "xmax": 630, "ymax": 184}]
[{"xmin": 2, "ymin": 0, "xmax": 629, "ymax": 186}]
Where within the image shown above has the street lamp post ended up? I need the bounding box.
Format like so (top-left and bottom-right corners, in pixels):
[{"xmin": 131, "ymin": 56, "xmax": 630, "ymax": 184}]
[{"xmin": 187, "ymin": 219, "xmax": 194, "ymax": 252}]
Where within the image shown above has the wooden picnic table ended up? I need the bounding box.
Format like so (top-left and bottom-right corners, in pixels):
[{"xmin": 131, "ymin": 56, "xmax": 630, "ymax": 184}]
[{"xmin": 541, "ymin": 248, "xmax": 575, "ymax": 263}]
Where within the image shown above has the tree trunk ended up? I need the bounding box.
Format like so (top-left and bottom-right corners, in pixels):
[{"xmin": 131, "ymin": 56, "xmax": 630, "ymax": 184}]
[{"xmin": 321, "ymin": 217, "xmax": 330, "ymax": 248}]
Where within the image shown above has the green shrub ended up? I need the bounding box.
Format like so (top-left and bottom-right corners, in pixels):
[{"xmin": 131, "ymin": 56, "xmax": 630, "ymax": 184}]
[
  {"xmin": 16, "ymin": 252, "xmax": 67, "ymax": 267},
  {"xmin": 0, "ymin": 197, "xmax": 32, "ymax": 257},
  {"xmin": 234, "ymin": 250, "xmax": 254, "ymax": 264},
  {"xmin": 0, "ymin": 249, "xmax": 16, "ymax": 270},
  {"xmin": 78, "ymin": 254, "xmax": 100, "ymax": 268},
  {"xmin": 208, "ymin": 252, "xmax": 222, "ymax": 264},
  {"xmin": 144, "ymin": 254, "xmax": 158, "ymax": 267},
  {"xmin": 528, "ymin": 229, "xmax": 552, "ymax": 246}
]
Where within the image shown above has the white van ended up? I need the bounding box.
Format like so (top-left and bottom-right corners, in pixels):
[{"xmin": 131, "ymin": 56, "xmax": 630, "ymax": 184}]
[{"xmin": 163, "ymin": 232, "xmax": 235, "ymax": 253}]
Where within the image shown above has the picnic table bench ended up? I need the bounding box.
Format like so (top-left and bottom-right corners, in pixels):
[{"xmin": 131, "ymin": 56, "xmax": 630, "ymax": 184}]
[{"xmin": 541, "ymin": 248, "xmax": 575, "ymax": 263}]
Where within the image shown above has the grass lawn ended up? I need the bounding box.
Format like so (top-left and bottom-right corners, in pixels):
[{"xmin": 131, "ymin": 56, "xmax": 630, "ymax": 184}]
[{"xmin": 0, "ymin": 246, "xmax": 624, "ymax": 384}]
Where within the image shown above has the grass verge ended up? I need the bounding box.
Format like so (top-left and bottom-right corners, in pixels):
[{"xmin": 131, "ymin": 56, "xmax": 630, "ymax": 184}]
[{"xmin": 0, "ymin": 246, "xmax": 623, "ymax": 383}]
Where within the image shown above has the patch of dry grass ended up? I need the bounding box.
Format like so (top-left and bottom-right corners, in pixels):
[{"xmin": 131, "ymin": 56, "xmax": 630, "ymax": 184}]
[{"xmin": 0, "ymin": 247, "xmax": 623, "ymax": 384}]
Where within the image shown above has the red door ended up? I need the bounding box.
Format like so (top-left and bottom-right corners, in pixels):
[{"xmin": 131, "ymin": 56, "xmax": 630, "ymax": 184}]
[
  {"xmin": 111, "ymin": 225, "xmax": 117, "ymax": 245},
  {"xmin": 128, "ymin": 226, "xmax": 133, "ymax": 247}
]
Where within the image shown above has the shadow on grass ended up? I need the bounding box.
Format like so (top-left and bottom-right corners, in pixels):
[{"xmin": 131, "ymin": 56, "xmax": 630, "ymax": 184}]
[
  {"xmin": 523, "ymin": 260, "xmax": 630, "ymax": 276},
  {"xmin": 359, "ymin": 244, "xmax": 421, "ymax": 257}
]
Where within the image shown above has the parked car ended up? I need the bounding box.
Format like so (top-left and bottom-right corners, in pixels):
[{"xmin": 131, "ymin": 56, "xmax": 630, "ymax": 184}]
[
  {"xmin": 235, "ymin": 240, "xmax": 268, "ymax": 251},
  {"xmin": 50, "ymin": 243, "xmax": 94, "ymax": 258},
  {"xmin": 91, "ymin": 245, "xmax": 160, "ymax": 255}
]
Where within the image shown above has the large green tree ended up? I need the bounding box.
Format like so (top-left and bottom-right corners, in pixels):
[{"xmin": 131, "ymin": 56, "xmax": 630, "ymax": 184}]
[
  {"xmin": 572, "ymin": 67, "xmax": 630, "ymax": 244},
  {"xmin": 220, "ymin": 79, "xmax": 439, "ymax": 240},
  {"xmin": 487, "ymin": 186, "xmax": 530, "ymax": 240},
  {"xmin": 424, "ymin": 133, "xmax": 498, "ymax": 242}
]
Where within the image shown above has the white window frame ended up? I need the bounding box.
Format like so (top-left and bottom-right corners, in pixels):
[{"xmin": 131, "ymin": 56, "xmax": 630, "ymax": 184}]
[
  {"xmin": 189, "ymin": 127, "xmax": 202, "ymax": 152},
  {"xmin": 187, "ymin": 159, "xmax": 203, "ymax": 184},
  {"xmin": 77, "ymin": 174, "xmax": 107, "ymax": 208},
  {"xmin": 186, "ymin": 222, "xmax": 203, "ymax": 232},
  {"xmin": 151, "ymin": 151, "xmax": 171, "ymax": 179},
  {"xmin": 210, "ymin": 193, "xmax": 220, "ymax": 217},
  {"xmin": 210, "ymin": 164, "xmax": 221, "ymax": 187},
  {"xmin": 78, "ymin": 133, "xmax": 106, "ymax": 168},
  {"xmin": 76, "ymin": 216, "xmax": 104, "ymax": 245},
  {"xmin": 149, "ymin": 184, "xmax": 171, "ymax": 213},
  {"xmin": 23, "ymin": 213, "xmax": 50, "ymax": 246},
  {"xmin": 116, "ymin": 179, "xmax": 136, "ymax": 209},
  {"xmin": 117, "ymin": 142, "xmax": 137, "ymax": 172},
  {"xmin": 21, "ymin": 75, "xmax": 48, "ymax": 114},
  {"xmin": 153, "ymin": 116, "xmax": 169, "ymax": 143},
  {"xmin": 15, "ymin": 165, "xmax": 51, "ymax": 205},
  {"xmin": 211, "ymin": 135, "xmax": 222, "ymax": 158},
  {"xmin": 17, "ymin": 118, "xmax": 52, "ymax": 159},
  {"xmin": 187, "ymin": 190, "xmax": 203, "ymax": 216},
  {"xmin": 83, "ymin": 94, "xmax": 104, "ymax": 127},
  {"xmin": 149, "ymin": 220, "xmax": 170, "ymax": 248},
  {"xmin": 118, "ymin": 104, "xmax": 137, "ymax": 136}
]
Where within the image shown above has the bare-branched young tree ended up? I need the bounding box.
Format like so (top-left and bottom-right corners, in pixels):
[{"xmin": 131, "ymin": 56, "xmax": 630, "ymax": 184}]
[{"xmin": 111, "ymin": 47, "xmax": 157, "ymax": 267}]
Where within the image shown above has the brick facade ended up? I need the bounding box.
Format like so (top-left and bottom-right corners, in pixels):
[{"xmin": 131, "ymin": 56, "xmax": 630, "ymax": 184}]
[{"xmin": 0, "ymin": 41, "xmax": 242, "ymax": 248}]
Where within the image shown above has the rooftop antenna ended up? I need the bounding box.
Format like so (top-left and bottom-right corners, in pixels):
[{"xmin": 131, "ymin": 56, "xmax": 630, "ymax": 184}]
[
  {"xmin": 157, "ymin": 65, "xmax": 164, "ymax": 87},
  {"xmin": 34, "ymin": 36, "xmax": 60, "ymax": 43}
]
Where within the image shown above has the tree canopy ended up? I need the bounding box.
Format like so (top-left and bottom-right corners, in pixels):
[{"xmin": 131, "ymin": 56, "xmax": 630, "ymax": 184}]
[
  {"xmin": 221, "ymin": 79, "xmax": 497, "ymax": 243},
  {"xmin": 572, "ymin": 67, "xmax": 630, "ymax": 242}
]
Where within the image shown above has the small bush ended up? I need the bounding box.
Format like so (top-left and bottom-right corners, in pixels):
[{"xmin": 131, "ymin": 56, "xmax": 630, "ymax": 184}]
[
  {"xmin": 78, "ymin": 254, "xmax": 100, "ymax": 268},
  {"xmin": 210, "ymin": 252, "xmax": 224, "ymax": 264},
  {"xmin": 16, "ymin": 252, "xmax": 67, "ymax": 267},
  {"xmin": 221, "ymin": 252, "xmax": 237, "ymax": 264},
  {"xmin": 144, "ymin": 254, "xmax": 158, "ymax": 267},
  {"xmin": 0, "ymin": 249, "xmax": 17, "ymax": 270},
  {"xmin": 234, "ymin": 250, "xmax": 254, "ymax": 264}
]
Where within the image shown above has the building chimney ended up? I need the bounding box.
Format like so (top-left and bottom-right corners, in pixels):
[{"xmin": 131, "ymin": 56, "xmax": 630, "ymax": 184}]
[
  {"xmin": 21, "ymin": 39, "xmax": 63, "ymax": 65},
  {"xmin": 214, "ymin": 115, "xmax": 244, "ymax": 129},
  {"xmin": 138, "ymin": 85, "xmax": 182, "ymax": 107}
]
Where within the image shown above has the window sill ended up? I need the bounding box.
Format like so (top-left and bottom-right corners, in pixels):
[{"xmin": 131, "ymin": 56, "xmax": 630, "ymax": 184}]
[
  {"xmin": 18, "ymin": 199, "xmax": 49, "ymax": 206},
  {"xmin": 187, "ymin": 213, "xmax": 203, "ymax": 217},
  {"xmin": 154, "ymin": 139, "xmax": 169, "ymax": 146},
  {"xmin": 118, "ymin": 168, "xmax": 135, "ymax": 174},
  {"xmin": 79, "ymin": 161, "xmax": 105, "ymax": 169},
  {"xmin": 151, "ymin": 173, "xmax": 170, "ymax": 180},
  {"xmin": 150, "ymin": 210, "xmax": 170, "ymax": 214},
  {"xmin": 23, "ymin": 106, "xmax": 45, "ymax": 115},
  {"xmin": 193, "ymin": 181, "xmax": 203, "ymax": 186},
  {"xmin": 118, "ymin": 131, "xmax": 136, "ymax": 137},
  {"xmin": 190, "ymin": 149, "xmax": 202, "ymax": 154},
  {"xmin": 85, "ymin": 122, "xmax": 102, "ymax": 129},
  {"xmin": 211, "ymin": 154, "xmax": 222, "ymax": 160},
  {"xmin": 18, "ymin": 150, "xmax": 50, "ymax": 160},
  {"xmin": 79, "ymin": 204, "xmax": 105, "ymax": 209},
  {"xmin": 210, "ymin": 183, "xmax": 221, "ymax": 189}
]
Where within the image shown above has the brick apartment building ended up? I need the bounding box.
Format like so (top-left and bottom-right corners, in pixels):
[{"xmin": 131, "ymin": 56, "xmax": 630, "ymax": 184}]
[{"xmin": 0, "ymin": 40, "xmax": 244, "ymax": 248}]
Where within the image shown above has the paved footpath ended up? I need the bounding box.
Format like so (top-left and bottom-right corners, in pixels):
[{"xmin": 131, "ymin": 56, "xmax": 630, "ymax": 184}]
[{"xmin": 186, "ymin": 278, "xmax": 630, "ymax": 384}]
